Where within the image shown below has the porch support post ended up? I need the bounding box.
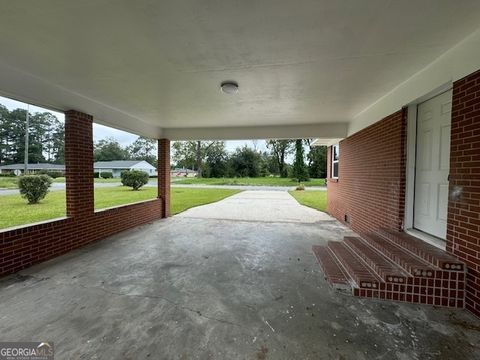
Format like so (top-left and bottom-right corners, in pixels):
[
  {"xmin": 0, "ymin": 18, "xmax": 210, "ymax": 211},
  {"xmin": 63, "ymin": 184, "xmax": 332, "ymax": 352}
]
[
  {"xmin": 158, "ymin": 138, "xmax": 171, "ymax": 218},
  {"xmin": 64, "ymin": 110, "xmax": 94, "ymax": 218}
]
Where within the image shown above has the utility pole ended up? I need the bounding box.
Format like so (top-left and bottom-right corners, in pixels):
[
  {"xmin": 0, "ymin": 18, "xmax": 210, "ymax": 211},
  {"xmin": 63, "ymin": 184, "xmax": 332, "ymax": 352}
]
[{"xmin": 24, "ymin": 104, "xmax": 29, "ymax": 174}]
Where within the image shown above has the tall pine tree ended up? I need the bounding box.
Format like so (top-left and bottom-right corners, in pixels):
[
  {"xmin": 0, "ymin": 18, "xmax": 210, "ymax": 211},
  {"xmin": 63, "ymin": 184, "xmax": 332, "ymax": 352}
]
[{"xmin": 292, "ymin": 139, "xmax": 309, "ymax": 182}]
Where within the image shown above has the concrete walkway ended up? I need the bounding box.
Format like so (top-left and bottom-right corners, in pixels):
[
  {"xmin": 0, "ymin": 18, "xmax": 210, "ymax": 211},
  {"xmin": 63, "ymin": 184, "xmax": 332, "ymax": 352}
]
[{"xmin": 178, "ymin": 190, "xmax": 332, "ymax": 223}]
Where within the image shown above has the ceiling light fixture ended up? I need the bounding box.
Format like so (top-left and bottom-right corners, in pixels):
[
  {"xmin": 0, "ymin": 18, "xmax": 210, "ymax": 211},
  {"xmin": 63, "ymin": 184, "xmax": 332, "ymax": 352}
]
[{"xmin": 220, "ymin": 81, "xmax": 239, "ymax": 94}]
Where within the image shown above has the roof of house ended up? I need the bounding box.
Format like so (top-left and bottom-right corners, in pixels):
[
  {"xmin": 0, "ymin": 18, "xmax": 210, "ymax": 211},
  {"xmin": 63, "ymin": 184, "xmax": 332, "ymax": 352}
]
[
  {"xmin": 171, "ymin": 168, "xmax": 197, "ymax": 172},
  {"xmin": 94, "ymin": 160, "xmax": 155, "ymax": 169},
  {"xmin": 0, "ymin": 163, "xmax": 65, "ymax": 170}
]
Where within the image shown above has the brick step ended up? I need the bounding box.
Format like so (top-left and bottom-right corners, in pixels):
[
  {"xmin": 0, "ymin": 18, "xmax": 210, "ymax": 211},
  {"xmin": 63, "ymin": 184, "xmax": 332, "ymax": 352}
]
[
  {"xmin": 312, "ymin": 245, "xmax": 351, "ymax": 291},
  {"xmin": 376, "ymin": 229, "xmax": 465, "ymax": 271},
  {"xmin": 343, "ymin": 236, "xmax": 411, "ymax": 284},
  {"xmin": 327, "ymin": 241, "xmax": 383, "ymax": 289},
  {"xmin": 362, "ymin": 232, "xmax": 438, "ymax": 277}
]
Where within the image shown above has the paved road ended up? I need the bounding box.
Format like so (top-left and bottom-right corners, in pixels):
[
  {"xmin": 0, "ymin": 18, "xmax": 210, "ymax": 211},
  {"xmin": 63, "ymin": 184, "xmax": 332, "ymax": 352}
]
[
  {"xmin": 0, "ymin": 181, "xmax": 326, "ymax": 196},
  {"xmin": 176, "ymin": 190, "xmax": 333, "ymax": 223}
]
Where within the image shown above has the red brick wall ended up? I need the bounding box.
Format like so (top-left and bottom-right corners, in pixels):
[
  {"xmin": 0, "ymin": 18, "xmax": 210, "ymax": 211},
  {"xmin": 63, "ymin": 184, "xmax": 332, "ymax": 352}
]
[
  {"xmin": 158, "ymin": 139, "xmax": 171, "ymax": 218},
  {"xmin": 65, "ymin": 110, "xmax": 94, "ymax": 217},
  {"xmin": 0, "ymin": 110, "xmax": 166, "ymax": 277},
  {"xmin": 447, "ymin": 69, "xmax": 480, "ymax": 317},
  {"xmin": 326, "ymin": 109, "xmax": 407, "ymax": 234}
]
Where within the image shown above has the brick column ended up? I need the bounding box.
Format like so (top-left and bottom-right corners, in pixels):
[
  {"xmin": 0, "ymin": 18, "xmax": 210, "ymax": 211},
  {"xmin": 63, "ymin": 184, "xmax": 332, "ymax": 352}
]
[
  {"xmin": 158, "ymin": 138, "xmax": 171, "ymax": 218},
  {"xmin": 65, "ymin": 110, "xmax": 94, "ymax": 218}
]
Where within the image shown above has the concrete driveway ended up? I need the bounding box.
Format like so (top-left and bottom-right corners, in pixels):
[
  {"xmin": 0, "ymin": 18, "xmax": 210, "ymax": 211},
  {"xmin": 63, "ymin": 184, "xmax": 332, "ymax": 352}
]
[{"xmin": 177, "ymin": 190, "xmax": 332, "ymax": 223}]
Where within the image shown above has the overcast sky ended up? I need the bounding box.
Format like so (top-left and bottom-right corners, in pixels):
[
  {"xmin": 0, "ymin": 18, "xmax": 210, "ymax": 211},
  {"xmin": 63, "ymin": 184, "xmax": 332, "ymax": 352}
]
[{"xmin": 0, "ymin": 95, "xmax": 265, "ymax": 153}]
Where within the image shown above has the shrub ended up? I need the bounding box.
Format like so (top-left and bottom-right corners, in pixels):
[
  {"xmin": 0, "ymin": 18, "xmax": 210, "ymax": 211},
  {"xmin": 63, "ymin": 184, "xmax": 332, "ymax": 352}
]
[
  {"xmin": 296, "ymin": 183, "xmax": 305, "ymax": 191},
  {"xmin": 100, "ymin": 171, "xmax": 113, "ymax": 179},
  {"xmin": 93, "ymin": 172, "xmax": 99, "ymax": 178},
  {"xmin": 0, "ymin": 173, "xmax": 16, "ymax": 177},
  {"xmin": 38, "ymin": 170, "xmax": 63, "ymax": 178},
  {"xmin": 121, "ymin": 170, "xmax": 149, "ymax": 190},
  {"xmin": 17, "ymin": 175, "xmax": 53, "ymax": 204}
]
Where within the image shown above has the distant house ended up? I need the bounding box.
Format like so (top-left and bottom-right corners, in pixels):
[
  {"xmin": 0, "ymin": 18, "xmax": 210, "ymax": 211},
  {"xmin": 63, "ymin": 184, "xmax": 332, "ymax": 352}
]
[
  {"xmin": 170, "ymin": 168, "xmax": 197, "ymax": 177},
  {"xmin": 0, "ymin": 163, "xmax": 65, "ymax": 175},
  {"xmin": 94, "ymin": 160, "xmax": 157, "ymax": 178}
]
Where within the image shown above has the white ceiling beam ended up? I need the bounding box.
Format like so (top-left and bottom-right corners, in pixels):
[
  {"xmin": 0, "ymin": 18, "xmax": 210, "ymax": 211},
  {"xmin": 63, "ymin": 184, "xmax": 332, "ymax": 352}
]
[{"xmin": 162, "ymin": 123, "xmax": 347, "ymax": 141}]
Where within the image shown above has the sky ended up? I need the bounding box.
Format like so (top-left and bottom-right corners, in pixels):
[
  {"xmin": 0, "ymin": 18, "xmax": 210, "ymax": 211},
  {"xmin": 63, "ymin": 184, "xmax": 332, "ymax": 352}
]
[{"xmin": 0, "ymin": 95, "xmax": 265, "ymax": 153}]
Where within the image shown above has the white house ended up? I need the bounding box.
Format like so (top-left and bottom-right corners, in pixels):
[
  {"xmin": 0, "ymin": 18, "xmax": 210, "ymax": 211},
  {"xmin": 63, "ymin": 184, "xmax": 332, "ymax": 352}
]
[{"xmin": 94, "ymin": 160, "xmax": 157, "ymax": 178}]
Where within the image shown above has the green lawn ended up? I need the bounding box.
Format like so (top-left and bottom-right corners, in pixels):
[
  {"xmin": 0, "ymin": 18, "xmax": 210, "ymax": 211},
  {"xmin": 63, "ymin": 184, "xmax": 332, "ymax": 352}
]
[
  {"xmin": 288, "ymin": 190, "xmax": 327, "ymax": 212},
  {"xmin": 53, "ymin": 177, "xmax": 121, "ymax": 183},
  {"xmin": 1, "ymin": 177, "xmax": 122, "ymax": 189},
  {"xmin": 0, "ymin": 187, "xmax": 240, "ymax": 229},
  {"xmin": 171, "ymin": 188, "xmax": 240, "ymax": 215},
  {"xmin": 174, "ymin": 177, "xmax": 326, "ymax": 187},
  {"xmin": 0, "ymin": 177, "xmax": 18, "ymax": 189}
]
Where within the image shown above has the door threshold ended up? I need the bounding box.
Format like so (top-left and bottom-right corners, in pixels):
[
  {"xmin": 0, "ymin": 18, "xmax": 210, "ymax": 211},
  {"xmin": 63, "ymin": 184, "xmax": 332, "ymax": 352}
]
[{"xmin": 405, "ymin": 228, "xmax": 446, "ymax": 251}]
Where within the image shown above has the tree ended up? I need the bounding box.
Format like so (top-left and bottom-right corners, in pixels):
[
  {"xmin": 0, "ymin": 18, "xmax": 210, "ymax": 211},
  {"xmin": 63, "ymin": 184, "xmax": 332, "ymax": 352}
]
[
  {"xmin": 266, "ymin": 140, "xmax": 293, "ymax": 177},
  {"xmin": 127, "ymin": 136, "xmax": 157, "ymax": 166},
  {"xmin": 204, "ymin": 142, "xmax": 228, "ymax": 177},
  {"xmin": 228, "ymin": 146, "xmax": 261, "ymax": 177},
  {"xmin": 292, "ymin": 139, "xmax": 309, "ymax": 182},
  {"xmin": 0, "ymin": 107, "xmax": 65, "ymax": 166},
  {"xmin": 172, "ymin": 141, "xmax": 225, "ymax": 178},
  {"xmin": 94, "ymin": 138, "xmax": 130, "ymax": 161},
  {"xmin": 306, "ymin": 140, "xmax": 327, "ymax": 178}
]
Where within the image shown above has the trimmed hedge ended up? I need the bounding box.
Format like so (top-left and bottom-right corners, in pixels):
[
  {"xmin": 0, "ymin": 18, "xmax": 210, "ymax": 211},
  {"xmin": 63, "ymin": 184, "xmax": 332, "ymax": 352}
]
[
  {"xmin": 121, "ymin": 170, "xmax": 149, "ymax": 190},
  {"xmin": 17, "ymin": 175, "xmax": 53, "ymax": 204},
  {"xmin": 38, "ymin": 170, "xmax": 64, "ymax": 178},
  {"xmin": 100, "ymin": 171, "xmax": 113, "ymax": 179}
]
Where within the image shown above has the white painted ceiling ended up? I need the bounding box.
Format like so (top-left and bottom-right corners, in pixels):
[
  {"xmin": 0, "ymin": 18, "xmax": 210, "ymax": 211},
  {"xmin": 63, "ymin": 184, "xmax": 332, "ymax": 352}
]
[{"xmin": 1, "ymin": 1, "xmax": 480, "ymax": 138}]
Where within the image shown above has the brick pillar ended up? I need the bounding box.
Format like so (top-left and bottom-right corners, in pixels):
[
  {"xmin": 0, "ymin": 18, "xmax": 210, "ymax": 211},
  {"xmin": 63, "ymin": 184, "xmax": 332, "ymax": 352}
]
[
  {"xmin": 65, "ymin": 110, "xmax": 94, "ymax": 218},
  {"xmin": 158, "ymin": 138, "xmax": 171, "ymax": 218}
]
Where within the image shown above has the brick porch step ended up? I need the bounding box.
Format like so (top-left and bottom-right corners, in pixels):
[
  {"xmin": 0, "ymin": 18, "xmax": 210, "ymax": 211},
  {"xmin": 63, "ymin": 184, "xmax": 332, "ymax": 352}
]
[
  {"xmin": 312, "ymin": 245, "xmax": 351, "ymax": 291},
  {"xmin": 327, "ymin": 241, "xmax": 383, "ymax": 289},
  {"xmin": 376, "ymin": 229, "xmax": 465, "ymax": 271},
  {"xmin": 343, "ymin": 236, "xmax": 410, "ymax": 284},
  {"xmin": 362, "ymin": 232, "xmax": 438, "ymax": 277}
]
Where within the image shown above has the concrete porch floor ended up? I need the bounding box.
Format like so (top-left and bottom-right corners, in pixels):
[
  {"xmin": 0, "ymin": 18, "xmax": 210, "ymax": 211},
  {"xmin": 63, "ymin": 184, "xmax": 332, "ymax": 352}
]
[{"xmin": 0, "ymin": 216, "xmax": 479, "ymax": 359}]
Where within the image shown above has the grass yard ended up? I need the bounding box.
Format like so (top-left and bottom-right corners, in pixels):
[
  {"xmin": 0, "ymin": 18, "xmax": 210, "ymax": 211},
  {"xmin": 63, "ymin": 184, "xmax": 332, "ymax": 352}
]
[
  {"xmin": 288, "ymin": 190, "xmax": 327, "ymax": 212},
  {"xmin": 174, "ymin": 177, "xmax": 326, "ymax": 187},
  {"xmin": 0, "ymin": 177, "xmax": 18, "ymax": 189},
  {"xmin": 53, "ymin": 177, "xmax": 122, "ymax": 183},
  {"xmin": 171, "ymin": 188, "xmax": 241, "ymax": 215},
  {"xmin": 0, "ymin": 187, "xmax": 240, "ymax": 229}
]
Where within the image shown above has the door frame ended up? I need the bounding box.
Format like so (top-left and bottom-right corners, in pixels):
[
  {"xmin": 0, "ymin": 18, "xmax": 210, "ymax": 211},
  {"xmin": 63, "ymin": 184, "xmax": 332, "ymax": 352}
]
[{"xmin": 404, "ymin": 82, "xmax": 452, "ymax": 249}]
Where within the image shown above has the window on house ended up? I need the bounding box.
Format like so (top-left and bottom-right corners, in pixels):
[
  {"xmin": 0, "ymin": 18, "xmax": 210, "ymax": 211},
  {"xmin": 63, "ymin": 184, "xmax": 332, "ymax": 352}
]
[{"xmin": 332, "ymin": 144, "xmax": 339, "ymax": 179}]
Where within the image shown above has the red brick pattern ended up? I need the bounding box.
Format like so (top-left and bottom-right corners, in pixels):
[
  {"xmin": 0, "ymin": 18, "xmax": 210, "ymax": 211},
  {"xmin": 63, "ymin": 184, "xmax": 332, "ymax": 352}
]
[
  {"xmin": 362, "ymin": 233, "xmax": 436, "ymax": 276},
  {"xmin": 312, "ymin": 245, "xmax": 350, "ymax": 290},
  {"xmin": 0, "ymin": 110, "xmax": 169, "ymax": 277},
  {"xmin": 314, "ymin": 232, "xmax": 465, "ymax": 308},
  {"xmin": 158, "ymin": 139, "xmax": 171, "ymax": 218},
  {"xmin": 326, "ymin": 109, "xmax": 407, "ymax": 234},
  {"xmin": 448, "ymin": 69, "xmax": 480, "ymax": 317},
  {"xmin": 328, "ymin": 241, "xmax": 381, "ymax": 289},
  {"xmin": 344, "ymin": 236, "xmax": 409, "ymax": 284},
  {"xmin": 353, "ymin": 270, "xmax": 464, "ymax": 308},
  {"xmin": 379, "ymin": 229, "xmax": 464, "ymax": 271},
  {"xmin": 65, "ymin": 110, "xmax": 94, "ymax": 217}
]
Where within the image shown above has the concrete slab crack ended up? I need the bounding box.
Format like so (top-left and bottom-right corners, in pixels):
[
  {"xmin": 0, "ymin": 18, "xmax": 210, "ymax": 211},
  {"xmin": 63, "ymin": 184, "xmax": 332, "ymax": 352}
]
[{"xmin": 76, "ymin": 283, "xmax": 244, "ymax": 328}]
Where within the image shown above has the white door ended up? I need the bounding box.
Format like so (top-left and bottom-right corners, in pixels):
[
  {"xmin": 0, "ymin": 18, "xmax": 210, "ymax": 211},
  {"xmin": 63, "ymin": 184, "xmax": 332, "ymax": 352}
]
[{"xmin": 414, "ymin": 90, "xmax": 451, "ymax": 239}]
